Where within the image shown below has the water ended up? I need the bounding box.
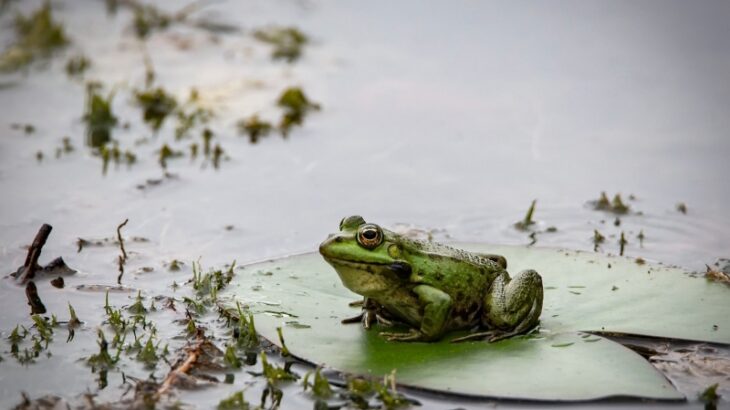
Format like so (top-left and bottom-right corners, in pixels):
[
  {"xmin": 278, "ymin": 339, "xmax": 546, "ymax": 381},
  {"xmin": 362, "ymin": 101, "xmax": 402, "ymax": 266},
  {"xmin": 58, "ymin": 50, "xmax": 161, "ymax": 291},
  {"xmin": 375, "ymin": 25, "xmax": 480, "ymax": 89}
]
[{"xmin": 0, "ymin": 0, "xmax": 728, "ymax": 408}]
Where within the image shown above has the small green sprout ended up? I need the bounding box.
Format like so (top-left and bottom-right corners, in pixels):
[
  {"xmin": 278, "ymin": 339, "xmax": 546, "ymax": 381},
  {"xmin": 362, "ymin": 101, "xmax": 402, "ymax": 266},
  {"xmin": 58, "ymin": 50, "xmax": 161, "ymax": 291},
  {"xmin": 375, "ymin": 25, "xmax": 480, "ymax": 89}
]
[
  {"xmin": 676, "ymin": 202, "xmax": 688, "ymax": 214},
  {"xmin": 260, "ymin": 351, "xmax": 298, "ymax": 385},
  {"xmin": 158, "ymin": 143, "xmax": 183, "ymax": 169},
  {"xmin": 237, "ymin": 115, "xmax": 273, "ymax": 144},
  {"xmin": 217, "ymin": 391, "xmax": 250, "ymax": 410},
  {"xmin": 514, "ymin": 199, "xmax": 537, "ymax": 231},
  {"xmin": 593, "ymin": 230, "xmax": 605, "ymax": 252},
  {"xmin": 592, "ymin": 192, "xmax": 630, "ymax": 214},
  {"xmin": 699, "ymin": 383, "xmax": 719, "ymax": 408},
  {"xmin": 276, "ymin": 327, "xmax": 290, "ymax": 357},
  {"xmin": 619, "ymin": 232, "xmax": 627, "ymax": 256},
  {"xmin": 127, "ymin": 291, "xmax": 147, "ymax": 316},
  {"xmin": 212, "ymin": 144, "xmax": 224, "ymax": 169},
  {"xmin": 83, "ymin": 84, "xmax": 118, "ymax": 149},
  {"xmin": 302, "ymin": 367, "xmax": 332, "ymax": 398},
  {"xmin": 136, "ymin": 336, "xmax": 159, "ymax": 369},
  {"xmin": 254, "ymin": 26, "xmax": 308, "ymax": 62},
  {"xmin": 224, "ymin": 344, "xmax": 241, "ymax": 369},
  {"xmin": 132, "ymin": 5, "xmax": 171, "ymax": 39},
  {"xmin": 87, "ymin": 329, "xmax": 118, "ymax": 370}
]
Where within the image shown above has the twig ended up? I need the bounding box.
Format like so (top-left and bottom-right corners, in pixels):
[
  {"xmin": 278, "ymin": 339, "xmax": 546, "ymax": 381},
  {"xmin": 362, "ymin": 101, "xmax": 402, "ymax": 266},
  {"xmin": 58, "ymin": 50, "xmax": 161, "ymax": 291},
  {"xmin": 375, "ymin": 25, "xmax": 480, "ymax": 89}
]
[
  {"xmin": 155, "ymin": 337, "xmax": 205, "ymax": 398},
  {"xmin": 117, "ymin": 219, "xmax": 129, "ymax": 260},
  {"xmin": 25, "ymin": 281, "xmax": 47, "ymax": 314},
  {"xmin": 18, "ymin": 224, "xmax": 53, "ymax": 284},
  {"xmin": 116, "ymin": 219, "xmax": 129, "ymax": 285}
]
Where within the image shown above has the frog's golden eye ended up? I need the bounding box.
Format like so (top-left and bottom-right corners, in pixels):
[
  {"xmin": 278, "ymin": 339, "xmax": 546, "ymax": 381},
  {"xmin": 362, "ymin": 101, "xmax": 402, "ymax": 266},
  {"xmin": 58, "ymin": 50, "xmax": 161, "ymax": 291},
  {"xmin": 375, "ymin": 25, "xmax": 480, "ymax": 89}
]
[{"xmin": 357, "ymin": 224, "xmax": 383, "ymax": 249}]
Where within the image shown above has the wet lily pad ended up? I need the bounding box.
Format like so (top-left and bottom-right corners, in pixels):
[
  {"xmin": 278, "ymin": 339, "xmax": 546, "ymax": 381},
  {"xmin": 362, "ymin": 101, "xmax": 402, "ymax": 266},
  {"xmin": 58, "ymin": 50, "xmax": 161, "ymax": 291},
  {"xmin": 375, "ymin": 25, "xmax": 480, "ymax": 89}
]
[{"xmin": 219, "ymin": 244, "xmax": 729, "ymax": 401}]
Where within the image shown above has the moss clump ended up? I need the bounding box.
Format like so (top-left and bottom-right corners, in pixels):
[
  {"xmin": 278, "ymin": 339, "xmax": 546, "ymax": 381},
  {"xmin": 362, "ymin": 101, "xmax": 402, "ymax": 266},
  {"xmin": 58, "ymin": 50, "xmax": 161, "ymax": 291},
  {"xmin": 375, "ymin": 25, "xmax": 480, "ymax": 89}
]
[
  {"xmin": 0, "ymin": 1, "xmax": 69, "ymax": 71},
  {"xmin": 254, "ymin": 26, "xmax": 308, "ymax": 62}
]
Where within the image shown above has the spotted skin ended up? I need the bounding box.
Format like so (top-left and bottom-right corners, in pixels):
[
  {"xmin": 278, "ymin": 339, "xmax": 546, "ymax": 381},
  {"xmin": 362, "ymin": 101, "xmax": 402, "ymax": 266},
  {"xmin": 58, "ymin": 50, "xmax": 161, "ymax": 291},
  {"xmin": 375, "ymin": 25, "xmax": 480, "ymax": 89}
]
[{"xmin": 319, "ymin": 216, "xmax": 544, "ymax": 342}]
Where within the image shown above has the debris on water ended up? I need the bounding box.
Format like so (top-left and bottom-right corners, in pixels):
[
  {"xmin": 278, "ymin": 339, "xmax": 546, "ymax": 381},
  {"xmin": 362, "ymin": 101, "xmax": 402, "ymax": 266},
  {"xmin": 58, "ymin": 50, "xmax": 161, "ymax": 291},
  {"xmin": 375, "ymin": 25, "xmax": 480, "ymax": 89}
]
[
  {"xmin": 254, "ymin": 26, "xmax": 309, "ymax": 63},
  {"xmin": 158, "ymin": 143, "xmax": 184, "ymax": 168},
  {"xmin": 237, "ymin": 114, "xmax": 273, "ymax": 143},
  {"xmin": 637, "ymin": 230, "xmax": 645, "ymax": 247},
  {"xmin": 676, "ymin": 202, "xmax": 688, "ymax": 214},
  {"xmin": 635, "ymin": 257, "xmax": 646, "ymax": 265},
  {"xmin": 591, "ymin": 192, "xmax": 630, "ymax": 214},
  {"xmin": 619, "ymin": 232, "xmax": 627, "ymax": 256},
  {"xmin": 514, "ymin": 199, "xmax": 537, "ymax": 231},
  {"xmin": 0, "ymin": 1, "xmax": 69, "ymax": 72},
  {"xmin": 65, "ymin": 54, "xmax": 90, "ymax": 78},
  {"xmin": 212, "ymin": 143, "xmax": 225, "ymax": 169},
  {"xmin": 49, "ymin": 277, "xmax": 63, "ymax": 288}
]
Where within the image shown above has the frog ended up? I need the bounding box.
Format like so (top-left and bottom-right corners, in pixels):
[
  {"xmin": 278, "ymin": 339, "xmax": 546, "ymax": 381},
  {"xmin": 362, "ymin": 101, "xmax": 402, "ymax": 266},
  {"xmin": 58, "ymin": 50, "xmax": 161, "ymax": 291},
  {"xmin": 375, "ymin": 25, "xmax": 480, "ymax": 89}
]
[{"xmin": 319, "ymin": 215, "xmax": 544, "ymax": 342}]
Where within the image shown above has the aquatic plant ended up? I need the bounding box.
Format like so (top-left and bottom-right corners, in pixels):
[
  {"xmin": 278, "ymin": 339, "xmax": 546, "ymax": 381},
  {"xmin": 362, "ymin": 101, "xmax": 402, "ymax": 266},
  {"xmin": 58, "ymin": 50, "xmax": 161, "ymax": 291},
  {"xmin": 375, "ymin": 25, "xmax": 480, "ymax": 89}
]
[
  {"xmin": 0, "ymin": 1, "xmax": 69, "ymax": 72},
  {"xmin": 254, "ymin": 26, "xmax": 308, "ymax": 62}
]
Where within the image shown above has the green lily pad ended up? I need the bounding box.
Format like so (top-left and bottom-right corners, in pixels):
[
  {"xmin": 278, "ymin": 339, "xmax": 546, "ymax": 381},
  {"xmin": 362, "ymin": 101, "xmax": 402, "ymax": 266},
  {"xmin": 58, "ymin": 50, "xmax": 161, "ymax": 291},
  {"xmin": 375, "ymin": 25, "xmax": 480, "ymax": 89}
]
[{"xmin": 219, "ymin": 244, "xmax": 729, "ymax": 401}]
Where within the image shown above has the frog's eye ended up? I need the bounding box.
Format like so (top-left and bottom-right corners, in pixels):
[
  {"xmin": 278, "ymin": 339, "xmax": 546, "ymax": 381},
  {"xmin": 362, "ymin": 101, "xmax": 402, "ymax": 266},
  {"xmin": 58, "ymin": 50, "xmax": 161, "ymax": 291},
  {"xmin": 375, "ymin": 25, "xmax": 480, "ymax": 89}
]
[{"xmin": 357, "ymin": 224, "xmax": 383, "ymax": 249}]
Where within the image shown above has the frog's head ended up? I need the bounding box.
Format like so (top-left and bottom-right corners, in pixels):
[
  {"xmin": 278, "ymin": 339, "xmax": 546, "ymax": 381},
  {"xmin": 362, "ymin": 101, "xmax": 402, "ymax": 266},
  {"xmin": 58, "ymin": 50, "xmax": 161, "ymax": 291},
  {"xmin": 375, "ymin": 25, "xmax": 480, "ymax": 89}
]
[{"xmin": 319, "ymin": 215, "xmax": 411, "ymax": 297}]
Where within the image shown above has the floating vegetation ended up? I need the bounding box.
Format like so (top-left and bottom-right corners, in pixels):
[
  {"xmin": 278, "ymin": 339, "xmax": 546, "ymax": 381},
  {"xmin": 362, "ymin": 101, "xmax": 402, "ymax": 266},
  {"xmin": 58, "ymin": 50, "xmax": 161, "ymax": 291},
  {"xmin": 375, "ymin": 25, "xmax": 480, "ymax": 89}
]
[
  {"xmin": 237, "ymin": 115, "xmax": 273, "ymax": 144},
  {"xmin": 514, "ymin": 199, "xmax": 537, "ymax": 231},
  {"xmin": 65, "ymin": 54, "xmax": 90, "ymax": 78},
  {"xmin": 83, "ymin": 83, "xmax": 118, "ymax": 149},
  {"xmin": 591, "ymin": 192, "xmax": 630, "ymax": 214},
  {"xmin": 0, "ymin": 1, "xmax": 69, "ymax": 72},
  {"xmin": 254, "ymin": 26, "xmax": 308, "ymax": 63},
  {"xmin": 619, "ymin": 231, "xmax": 627, "ymax": 256},
  {"xmin": 277, "ymin": 87, "xmax": 321, "ymax": 136},
  {"xmin": 135, "ymin": 87, "xmax": 178, "ymax": 132}
]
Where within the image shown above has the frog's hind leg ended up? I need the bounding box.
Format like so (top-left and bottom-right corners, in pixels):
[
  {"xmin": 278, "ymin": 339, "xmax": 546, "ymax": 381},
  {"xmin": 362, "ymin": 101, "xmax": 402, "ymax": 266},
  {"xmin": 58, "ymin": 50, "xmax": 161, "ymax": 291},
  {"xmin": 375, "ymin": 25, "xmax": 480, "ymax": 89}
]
[{"xmin": 482, "ymin": 269, "xmax": 543, "ymax": 342}]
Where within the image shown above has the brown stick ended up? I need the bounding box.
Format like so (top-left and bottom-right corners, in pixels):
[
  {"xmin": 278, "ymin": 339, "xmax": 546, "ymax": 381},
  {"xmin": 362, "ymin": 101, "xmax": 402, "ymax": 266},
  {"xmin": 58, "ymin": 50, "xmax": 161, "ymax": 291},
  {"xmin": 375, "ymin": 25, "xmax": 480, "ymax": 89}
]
[
  {"xmin": 155, "ymin": 338, "xmax": 205, "ymax": 398},
  {"xmin": 25, "ymin": 281, "xmax": 47, "ymax": 314},
  {"xmin": 116, "ymin": 219, "xmax": 128, "ymax": 285},
  {"xmin": 116, "ymin": 219, "xmax": 129, "ymax": 260},
  {"xmin": 19, "ymin": 224, "xmax": 53, "ymax": 284}
]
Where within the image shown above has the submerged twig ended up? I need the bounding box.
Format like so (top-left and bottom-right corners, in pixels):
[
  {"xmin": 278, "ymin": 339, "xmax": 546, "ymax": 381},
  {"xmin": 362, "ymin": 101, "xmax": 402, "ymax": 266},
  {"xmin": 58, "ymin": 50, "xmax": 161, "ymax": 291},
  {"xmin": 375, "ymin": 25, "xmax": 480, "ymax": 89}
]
[
  {"xmin": 17, "ymin": 224, "xmax": 53, "ymax": 284},
  {"xmin": 25, "ymin": 281, "xmax": 46, "ymax": 314}
]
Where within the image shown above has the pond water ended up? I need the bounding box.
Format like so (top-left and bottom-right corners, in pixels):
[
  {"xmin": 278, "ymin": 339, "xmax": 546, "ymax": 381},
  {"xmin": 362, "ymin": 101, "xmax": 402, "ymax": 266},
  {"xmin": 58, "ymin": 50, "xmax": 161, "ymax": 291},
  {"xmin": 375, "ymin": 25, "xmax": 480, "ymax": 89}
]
[{"xmin": 0, "ymin": 0, "xmax": 728, "ymax": 408}]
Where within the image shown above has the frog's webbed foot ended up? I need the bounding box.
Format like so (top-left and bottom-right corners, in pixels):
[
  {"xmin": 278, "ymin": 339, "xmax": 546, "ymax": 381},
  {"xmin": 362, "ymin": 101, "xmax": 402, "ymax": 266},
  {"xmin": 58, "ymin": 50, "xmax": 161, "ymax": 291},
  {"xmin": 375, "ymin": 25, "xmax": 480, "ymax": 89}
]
[
  {"xmin": 379, "ymin": 329, "xmax": 424, "ymax": 342},
  {"xmin": 342, "ymin": 298, "xmax": 392, "ymax": 330}
]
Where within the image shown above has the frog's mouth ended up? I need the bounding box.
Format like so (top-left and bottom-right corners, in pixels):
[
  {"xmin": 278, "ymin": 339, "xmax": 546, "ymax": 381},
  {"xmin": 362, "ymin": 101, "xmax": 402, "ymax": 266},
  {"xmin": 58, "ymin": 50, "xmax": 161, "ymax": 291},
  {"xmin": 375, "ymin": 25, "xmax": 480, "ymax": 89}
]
[{"xmin": 322, "ymin": 256, "xmax": 411, "ymax": 277}]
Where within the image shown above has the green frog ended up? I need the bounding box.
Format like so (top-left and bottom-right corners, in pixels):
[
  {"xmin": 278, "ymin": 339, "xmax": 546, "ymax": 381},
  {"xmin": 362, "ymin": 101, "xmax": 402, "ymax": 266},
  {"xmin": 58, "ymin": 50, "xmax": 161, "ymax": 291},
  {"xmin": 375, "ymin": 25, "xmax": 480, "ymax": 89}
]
[{"xmin": 319, "ymin": 215, "xmax": 543, "ymax": 342}]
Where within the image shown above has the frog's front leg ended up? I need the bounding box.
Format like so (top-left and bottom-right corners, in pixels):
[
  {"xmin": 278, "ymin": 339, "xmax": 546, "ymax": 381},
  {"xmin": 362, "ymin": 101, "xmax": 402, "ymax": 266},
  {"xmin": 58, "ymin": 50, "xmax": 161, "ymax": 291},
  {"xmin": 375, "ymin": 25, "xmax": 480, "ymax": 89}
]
[
  {"xmin": 482, "ymin": 269, "xmax": 543, "ymax": 342},
  {"xmin": 380, "ymin": 285, "xmax": 452, "ymax": 342}
]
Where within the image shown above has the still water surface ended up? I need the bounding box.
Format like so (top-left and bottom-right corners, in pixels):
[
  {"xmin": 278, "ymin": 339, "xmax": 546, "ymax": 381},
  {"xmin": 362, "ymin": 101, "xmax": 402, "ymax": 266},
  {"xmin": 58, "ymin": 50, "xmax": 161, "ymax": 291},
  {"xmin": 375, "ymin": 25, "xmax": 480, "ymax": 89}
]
[{"xmin": 0, "ymin": 1, "xmax": 728, "ymax": 408}]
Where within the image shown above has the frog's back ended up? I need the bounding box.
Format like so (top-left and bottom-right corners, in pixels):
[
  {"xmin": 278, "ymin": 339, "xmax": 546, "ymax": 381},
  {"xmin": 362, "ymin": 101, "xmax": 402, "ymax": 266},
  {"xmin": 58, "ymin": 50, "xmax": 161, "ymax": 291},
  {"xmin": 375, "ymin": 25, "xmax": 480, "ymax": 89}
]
[{"xmin": 404, "ymin": 238, "xmax": 501, "ymax": 270}]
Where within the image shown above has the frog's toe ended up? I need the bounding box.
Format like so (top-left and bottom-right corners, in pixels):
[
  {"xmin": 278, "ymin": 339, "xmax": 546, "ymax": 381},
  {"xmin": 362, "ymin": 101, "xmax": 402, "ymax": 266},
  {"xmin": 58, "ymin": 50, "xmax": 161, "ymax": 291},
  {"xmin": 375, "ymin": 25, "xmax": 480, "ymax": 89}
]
[{"xmin": 379, "ymin": 329, "xmax": 423, "ymax": 342}]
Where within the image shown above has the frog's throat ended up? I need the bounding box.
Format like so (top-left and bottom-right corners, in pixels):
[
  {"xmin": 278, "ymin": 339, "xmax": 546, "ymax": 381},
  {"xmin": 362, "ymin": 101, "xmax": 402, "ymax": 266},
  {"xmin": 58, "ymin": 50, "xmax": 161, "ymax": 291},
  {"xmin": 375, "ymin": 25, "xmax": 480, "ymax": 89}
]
[{"xmin": 323, "ymin": 257, "xmax": 407, "ymax": 297}]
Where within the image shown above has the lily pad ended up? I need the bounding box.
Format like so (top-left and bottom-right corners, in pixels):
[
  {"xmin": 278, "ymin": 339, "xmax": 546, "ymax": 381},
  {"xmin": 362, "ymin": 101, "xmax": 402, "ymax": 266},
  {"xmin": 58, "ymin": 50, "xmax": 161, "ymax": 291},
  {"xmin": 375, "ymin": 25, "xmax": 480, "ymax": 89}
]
[{"xmin": 219, "ymin": 244, "xmax": 729, "ymax": 401}]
